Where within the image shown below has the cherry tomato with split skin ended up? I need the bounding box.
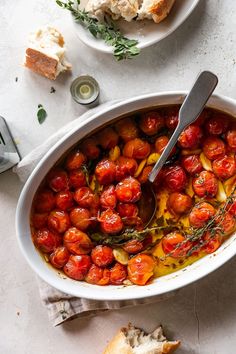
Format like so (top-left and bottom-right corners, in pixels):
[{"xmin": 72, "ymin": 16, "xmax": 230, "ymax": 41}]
[
  {"xmin": 95, "ymin": 159, "xmax": 116, "ymax": 185},
  {"xmin": 164, "ymin": 107, "xmax": 179, "ymax": 130},
  {"xmin": 64, "ymin": 255, "xmax": 91, "ymax": 280},
  {"xmin": 164, "ymin": 165, "xmax": 187, "ymax": 192},
  {"xmin": 32, "ymin": 212, "xmax": 48, "ymax": 229},
  {"xmin": 205, "ymin": 114, "xmax": 229, "ymax": 135},
  {"xmin": 34, "ymin": 228, "xmax": 61, "ymax": 253},
  {"xmin": 123, "ymin": 239, "xmax": 143, "ymax": 254},
  {"xmin": 69, "ymin": 169, "xmax": 87, "ymax": 189},
  {"xmin": 74, "ymin": 187, "xmax": 97, "ymax": 208},
  {"xmin": 100, "ymin": 185, "xmax": 117, "ymax": 209},
  {"xmin": 97, "ymin": 127, "xmax": 119, "ymax": 149},
  {"xmin": 155, "ymin": 136, "xmax": 176, "ymax": 155},
  {"xmin": 203, "ymin": 137, "xmax": 226, "ymax": 160},
  {"xmin": 181, "ymin": 155, "xmax": 203, "ymax": 176},
  {"xmin": 115, "ymin": 118, "xmax": 139, "ymax": 142},
  {"xmin": 70, "ymin": 207, "xmax": 92, "ymax": 231},
  {"xmin": 80, "ymin": 137, "xmax": 100, "ymax": 160},
  {"xmin": 139, "ymin": 111, "xmax": 165, "ymax": 136},
  {"xmin": 212, "ymin": 155, "xmax": 236, "ymax": 180},
  {"xmin": 127, "ymin": 254, "xmax": 156, "ymax": 286},
  {"xmin": 193, "ymin": 170, "xmax": 218, "ymax": 197},
  {"xmin": 202, "ymin": 232, "xmax": 221, "ymax": 254},
  {"xmin": 115, "ymin": 156, "xmax": 138, "ymax": 181},
  {"xmin": 162, "ymin": 232, "xmax": 192, "ymax": 258},
  {"xmin": 216, "ymin": 212, "xmax": 236, "ymax": 236},
  {"xmin": 189, "ymin": 202, "xmax": 215, "ymax": 228},
  {"xmin": 49, "ymin": 246, "xmax": 70, "ymax": 268},
  {"xmin": 116, "ymin": 177, "xmax": 141, "ymax": 203},
  {"xmin": 138, "ymin": 166, "xmax": 153, "ymax": 184},
  {"xmin": 117, "ymin": 203, "xmax": 139, "ymax": 218},
  {"xmin": 85, "ymin": 264, "xmax": 110, "ymax": 285},
  {"xmin": 55, "ymin": 191, "xmax": 74, "ymax": 211},
  {"xmin": 91, "ymin": 245, "xmax": 114, "ymax": 267},
  {"xmin": 47, "ymin": 168, "xmax": 69, "ymax": 192},
  {"xmin": 65, "ymin": 149, "xmax": 86, "ymax": 171},
  {"xmin": 123, "ymin": 138, "xmax": 151, "ymax": 160},
  {"xmin": 110, "ymin": 263, "xmax": 127, "ymax": 285},
  {"xmin": 167, "ymin": 192, "xmax": 192, "ymax": 215},
  {"xmin": 99, "ymin": 209, "xmax": 124, "ymax": 234},
  {"xmin": 64, "ymin": 227, "xmax": 93, "ymax": 255},
  {"xmin": 47, "ymin": 210, "xmax": 71, "ymax": 233},
  {"xmin": 34, "ymin": 189, "xmax": 55, "ymax": 213},
  {"xmin": 226, "ymin": 129, "xmax": 236, "ymax": 152},
  {"xmin": 178, "ymin": 125, "xmax": 203, "ymax": 149}
]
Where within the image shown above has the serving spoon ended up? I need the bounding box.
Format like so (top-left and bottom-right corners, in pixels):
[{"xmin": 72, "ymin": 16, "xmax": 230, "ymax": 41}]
[{"xmin": 139, "ymin": 71, "xmax": 218, "ymax": 226}]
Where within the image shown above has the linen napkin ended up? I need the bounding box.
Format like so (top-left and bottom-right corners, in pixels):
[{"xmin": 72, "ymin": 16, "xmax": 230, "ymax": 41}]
[{"xmin": 14, "ymin": 101, "xmax": 177, "ymax": 326}]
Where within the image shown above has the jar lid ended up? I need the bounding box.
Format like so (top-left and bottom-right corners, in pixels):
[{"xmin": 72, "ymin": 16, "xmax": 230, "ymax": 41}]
[{"xmin": 70, "ymin": 75, "xmax": 100, "ymax": 106}]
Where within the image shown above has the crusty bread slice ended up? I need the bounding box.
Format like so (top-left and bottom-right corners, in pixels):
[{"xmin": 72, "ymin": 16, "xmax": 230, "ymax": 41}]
[
  {"xmin": 103, "ymin": 324, "xmax": 180, "ymax": 354},
  {"xmin": 138, "ymin": 0, "xmax": 176, "ymax": 23}
]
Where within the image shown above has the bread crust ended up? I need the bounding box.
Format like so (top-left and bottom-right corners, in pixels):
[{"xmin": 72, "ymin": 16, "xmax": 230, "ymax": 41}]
[
  {"xmin": 25, "ymin": 48, "xmax": 58, "ymax": 80},
  {"xmin": 149, "ymin": 0, "xmax": 176, "ymax": 23}
]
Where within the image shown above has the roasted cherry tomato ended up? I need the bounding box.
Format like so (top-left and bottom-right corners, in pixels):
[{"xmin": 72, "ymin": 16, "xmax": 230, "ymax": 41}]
[
  {"xmin": 49, "ymin": 246, "xmax": 70, "ymax": 268},
  {"xmin": 123, "ymin": 138, "xmax": 151, "ymax": 160},
  {"xmin": 115, "ymin": 118, "xmax": 139, "ymax": 142},
  {"xmin": 139, "ymin": 111, "xmax": 165, "ymax": 136},
  {"xmin": 97, "ymin": 127, "xmax": 119, "ymax": 149},
  {"xmin": 64, "ymin": 227, "xmax": 93, "ymax": 254},
  {"xmin": 155, "ymin": 136, "xmax": 176, "ymax": 155},
  {"xmin": 193, "ymin": 170, "xmax": 218, "ymax": 197},
  {"xmin": 64, "ymin": 255, "xmax": 91, "ymax": 280},
  {"xmin": 212, "ymin": 155, "xmax": 236, "ymax": 180},
  {"xmin": 85, "ymin": 264, "xmax": 110, "ymax": 285},
  {"xmin": 47, "ymin": 168, "xmax": 69, "ymax": 192},
  {"xmin": 117, "ymin": 203, "xmax": 139, "ymax": 218},
  {"xmin": 178, "ymin": 125, "xmax": 203, "ymax": 149},
  {"xmin": 181, "ymin": 155, "xmax": 203, "ymax": 175},
  {"xmin": 55, "ymin": 191, "xmax": 74, "ymax": 210},
  {"xmin": 202, "ymin": 232, "xmax": 221, "ymax": 254},
  {"xmin": 203, "ymin": 137, "xmax": 226, "ymax": 160},
  {"xmin": 74, "ymin": 187, "xmax": 98, "ymax": 209},
  {"xmin": 34, "ymin": 228, "xmax": 61, "ymax": 253},
  {"xmin": 164, "ymin": 107, "xmax": 179, "ymax": 130},
  {"xmin": 116, "ymin": 177, "xmax": 141, "ymax": 203},
  {"xmin": 123, "ymin": 239, "xmax": 143, "ymax": 254},
  {"xmin": 164, "ymin": 165, "xmax": 187, "ymax": 192},
  {"xmin": 47, "ymin": 210, "xmax": 71, "ymax": 233},
  {"xmin": 70, "ymin": 207, "xmax": 91, "ymax": 231},
  {"xmin": 80, "ymin": 137, "xmax": 100, "ymax": 160},
  {"xmin": 110, "ymin": 263, "xmax": 127, "ymax": 285},
  {"xmin": 95, "ymin": 159, "xmax": 116, "ymax": 185},
  {"xmin": 32, "ymin": 212, "xmax": 48, "ymax": 229},
  {"xmin": 91, "ymin": 245, "xmax": 114, "ymax": 267},
  {"xmin": 138, "ymin": 166, "xmax": 153, "ymax": 184},
  {"xmin": 128, "ymin": 254, "xmax": 156, "ymax": 286},
  {"xmin": 226, "ymin": 129, "xmax": 236, "ymax": 151},
  {"xmin": 99, "ymin": 209, "xmax": 124, "ymax": 234},
  {"xmin": 162, "ymin": 232, "xmax": 191, "ymax": 258},
  {"xmin": 189, "ymin": 202, "xmax": 215, "ymax": 228},
  {"xmin": 115, "ymin": 156, "xmax": 138, "ymax": 181},
  {"xmin": 167, "ymin": 192, "xmax": 192, "ymax": 215},
  {"xmin": 69, "ymin": 168, "xmax": 87, "ymax": 189},
  {"xmin": 228, "ymin": 195, "xmax": 236, "ymax": 216},
  {"xmin": 194, "ymin": 109, "xmax": 210, "ymax": 126},
  {"xmin": 34, "ymin": 189, "xmax": 55, "ymax": 213},
  {"xmin": 65, "ymin": 149, "xmax": 86, "ymax": 170},
  {"xmin": 100, "ymin": 185, "xmax": 117, "ymax": 209},
  {"xmin": 216, "ymin": 212, "xmax": 236, "ymax": 236},
  {"xmin": 205, "ymin": 114, "xmax": 229, "ymax": 135}
]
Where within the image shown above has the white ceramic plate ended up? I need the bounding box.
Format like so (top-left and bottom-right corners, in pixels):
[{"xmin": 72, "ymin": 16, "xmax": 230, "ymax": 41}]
[
  {"xmin": 72, "ymin": 0, "xmax": 200, "ymax": 54},
  {"xmin": 16, "ymin": 92, "xmax": 236, "ymax": 301}
]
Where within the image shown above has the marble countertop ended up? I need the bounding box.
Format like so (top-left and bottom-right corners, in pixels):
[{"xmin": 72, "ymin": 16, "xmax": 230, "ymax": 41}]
[{"xmin": 1, "ymin": 0, "xmax": 236, "ymax": 353}]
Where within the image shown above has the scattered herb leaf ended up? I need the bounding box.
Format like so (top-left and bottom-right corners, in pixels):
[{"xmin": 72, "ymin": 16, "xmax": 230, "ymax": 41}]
[
  {"xmin": 37, "ymin": 104, "xmax": 47, "ymax": 124},
  {"xmin": 15, "ymin": 77, "xmax": 18, "ymax": 82},
  {"xmin": 50, "ymin": 86, "xmax": 56, "ymax": 93}
]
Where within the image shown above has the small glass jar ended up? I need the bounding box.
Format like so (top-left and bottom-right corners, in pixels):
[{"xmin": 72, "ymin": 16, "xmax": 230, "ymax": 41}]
[{"xmin": 70, "ymin": 75, "xmax": 100, "ymax": 107}]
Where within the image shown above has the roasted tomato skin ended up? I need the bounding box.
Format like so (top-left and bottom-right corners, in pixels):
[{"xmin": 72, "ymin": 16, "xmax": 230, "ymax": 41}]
[
  {"xmin": 66, "ymin": 150, "xmax": 86, "ymax": 170},
  {"xmin": 100, "ymin": 185, "xmax": 117, "ymax": 209},
  {"xmin": 203, "ymin": 137, "xmax": 225, "ymax": 160},
  {"xmin": 95, "ymin": 159, "xmax": 116, "ymax": 185},
  {"xmin": 181, "ymin": 155, "xmax": 203, "ymax": 175},
  {"xmin": 64, "ymin": 255, "xmax": 91, "ymax": 280},
  {"xmin": 109, "ymin": 263, "xmax": 127, "ymax": 285},
  {"xmin": 47, "ymin": 210, "xmax": 71, "ymax": 233},
  {"xmin": 97, "ymin": 127, "xmax": 119, "ymax": 149},
  {"xmin": 49, "ymin": 246, "xmax": 70, "ymax": 268},
  {"xmin": 128, "ymin": 254, "xmax": 156, "ymax": 286},
  {"xmin": 116, "ymin": 177, "xmax": 141, "ymax": 203},
  {"xmin": 69, "ymin": 169, "xmax": 87, "ymax": 189},
  {"xmin": 178, "ymin": 125, "xmax": 203, "ymax": 149},
  {"xmin": 139, "ymin": 111, "xmax": 165, "ymax": 136},
  {"xmin": 138, "ymin": 166, "xmax": 153, "ymax": 184},
  {"xmin": 202, "ymin": 232, "xmax": 221, "ymax": 254},
  {"xmin": 164, "ymin": 165, "xmax": 187, "ymax": 192},
  {"xmin": 164, "ymin": 107, "xmax": 179, "ymax": 130},
  {"xmin": 205, "ymin": 114, "xmax": 229, "ymax": 135},
  {"xmin": 226, "ymin": 129, "xmax": 236, "ymax": 151},
  {"xmin": 117, "ymin": 203, "xmax": 138, "ymax": 218},
  {"xmin": 55, "ymin": 191, "xmax": 74, "ymax": 211},
  {"xmin": 217, "ymin": 212, "xmax": 236, "ymax": 236},
  {"xmin": 99, "ymin": 209, "xmax": 124, "ymax": 234},
  {"xmin": 32, "ymin": 212, "xmax": 48, "ymax": 229},
  {"xmin": 162, "ymin": 232, "xmax": 191, "ymax": 258},
  {"xmin": 115, "ymin": 118, "xmax": 139, "ymax": 142},
  {"xmin": 167, "ymin": 192, "xmax": 192, "ymax": 215},
  {"xmin": 74, "ymin": 187, "xmax": 97, "ymax": 208},
  {"xmin": 34, "ymin": 228, "xmax": 61, "ymax": 253},
  {"xmin": 155, "ymin": 136, "xmax": 176, "ymax": 155},
  {"xmin": 64, "ymin": 227, "xmax": 93, "ymax": 255},
  {"xmin": 115, "ymin": 156, "xmax": 138, "ymax": 181},
  {"xmin": 80, "ymin": 137, "xmax": 100, "ymax": 160},
  {"xmin": 189, "ymin": 202, "xmax": 215, "ymax": 228},
  {"xmin": 91, "ymin": 245, "xmax": 114, "ymax": 267},
  {"xmin": 193, "ymin": 171, "xmax": 218, "ymax": 197},
  {"xmin": 123, "ymin": 138, "xmax": 151, "ymax": 160},
  {"xmin": 47, "ymin": 168, "xmax": 69, "ymax": 192},
  {"xmin": 212, "ymin": 155, "xmax": 236, "ymax": 180},
  {"xmin": 70, "ymin": 207, "xmax": 91, "ymax": 231},
  {"xmin": 34, "ymin": 189, "xmax": 55, "ymax": 213},
  {"xmin": 123, "ymin": 239, "xmax": 143, "ymax": 254},
  {"xmin": 85, "ymin": 264, "xmax": 110, "ymax": 285}
]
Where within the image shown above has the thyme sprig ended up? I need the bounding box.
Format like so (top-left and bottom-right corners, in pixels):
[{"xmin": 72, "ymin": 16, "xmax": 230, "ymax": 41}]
[{"xmin": 56, "ymin": 0, "xmax": 140, "ymax": 60}]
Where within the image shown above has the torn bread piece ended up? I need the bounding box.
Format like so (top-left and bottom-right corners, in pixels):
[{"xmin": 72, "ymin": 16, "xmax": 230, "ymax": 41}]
[
  {"xmin": 24, "ymin": 26, "xmax": 71, "ymax": 80},
  {"xmin": 138, "ymin": 0, "xmax": 176, "ymax": 23},
  {"xmin": 103, "ymin": 323, "xmax": 180, "ymax": 354}
]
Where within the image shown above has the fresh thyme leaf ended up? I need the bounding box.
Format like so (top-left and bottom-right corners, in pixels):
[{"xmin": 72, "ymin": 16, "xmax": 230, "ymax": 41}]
[
  {"xmin": 56, "ymin": 0, "xmax": 140, "ymax": 60},
  {"xmin": 81, "ymin": 164, "xmax": 90, "ymax": 186},
  {"xmin": 37, "ymin": 105, "xmax": 47, "ymax": 124}
]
